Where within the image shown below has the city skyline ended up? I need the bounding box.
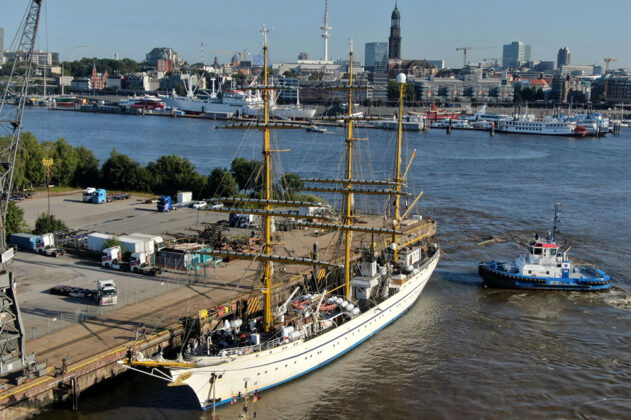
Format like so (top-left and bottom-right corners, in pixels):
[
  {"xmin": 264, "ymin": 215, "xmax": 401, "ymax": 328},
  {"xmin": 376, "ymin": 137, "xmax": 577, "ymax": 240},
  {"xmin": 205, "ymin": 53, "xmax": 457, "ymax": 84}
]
[{"xmin": 1, "ymin": 0, "xmax": 629, "ymax": 69}]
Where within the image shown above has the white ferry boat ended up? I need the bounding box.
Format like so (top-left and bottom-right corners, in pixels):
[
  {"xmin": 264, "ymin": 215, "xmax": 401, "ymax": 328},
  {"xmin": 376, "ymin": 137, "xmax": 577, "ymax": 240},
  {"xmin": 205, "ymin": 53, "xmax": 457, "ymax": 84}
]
[{"xmin": 497, "ymin": 115, "xmax": 579, "ymax": 136}]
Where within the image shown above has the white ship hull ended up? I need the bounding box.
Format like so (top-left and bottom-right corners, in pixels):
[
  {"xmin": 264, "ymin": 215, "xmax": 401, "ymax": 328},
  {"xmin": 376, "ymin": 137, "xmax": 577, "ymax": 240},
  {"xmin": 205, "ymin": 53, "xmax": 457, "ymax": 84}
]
[
  {"xmin": 271, "ymin": 106, "xmax": 316, "ymax": 120},
  {"xmin": 161, "ymin": 96, "xmax": 246, "ymax": 115},
  {"xmin": 497, "ymin": 119, "xmax": 577, "ymax": 135},
  {"xmin": 170, "ymin": 250, "xmax": 440, "ymax": 409}
]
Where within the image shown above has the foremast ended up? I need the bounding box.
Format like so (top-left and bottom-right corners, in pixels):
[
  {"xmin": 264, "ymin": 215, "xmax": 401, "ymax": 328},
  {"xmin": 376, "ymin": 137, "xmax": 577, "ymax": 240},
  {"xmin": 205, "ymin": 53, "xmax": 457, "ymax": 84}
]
[
  {"xmin": 261, "ymin": 27, "xmax": 273, "ymax": 332},
  {"xmin": 207, "ymin": 28, "xmax": 334, "ymax": 333}
]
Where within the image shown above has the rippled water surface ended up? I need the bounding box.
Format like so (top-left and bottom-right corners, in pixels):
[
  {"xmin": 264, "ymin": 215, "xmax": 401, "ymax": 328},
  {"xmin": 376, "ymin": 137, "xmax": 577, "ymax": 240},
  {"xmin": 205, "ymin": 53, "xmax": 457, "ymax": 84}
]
[{"xmin": 23, "ymin": 108, "xmax": 631, "ymax": 419}]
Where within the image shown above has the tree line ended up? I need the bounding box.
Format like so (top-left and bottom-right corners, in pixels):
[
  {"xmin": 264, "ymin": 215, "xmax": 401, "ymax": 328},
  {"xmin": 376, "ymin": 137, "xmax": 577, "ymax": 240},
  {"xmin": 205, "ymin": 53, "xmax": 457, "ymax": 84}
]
[
  {"xmin": 9, "ymin": 132, "xmax": 314, "ymax": 201},
  {"xmin": 5, "ymin": 132, "xmax": 317, "ymax": 238}
]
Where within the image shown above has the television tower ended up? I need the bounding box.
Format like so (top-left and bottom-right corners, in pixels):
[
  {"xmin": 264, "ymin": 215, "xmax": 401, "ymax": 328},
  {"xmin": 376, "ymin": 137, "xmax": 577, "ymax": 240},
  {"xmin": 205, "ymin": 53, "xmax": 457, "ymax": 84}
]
[{"xmin": 321, "ymin": 0, "xmax": 332, "ymax": 61}]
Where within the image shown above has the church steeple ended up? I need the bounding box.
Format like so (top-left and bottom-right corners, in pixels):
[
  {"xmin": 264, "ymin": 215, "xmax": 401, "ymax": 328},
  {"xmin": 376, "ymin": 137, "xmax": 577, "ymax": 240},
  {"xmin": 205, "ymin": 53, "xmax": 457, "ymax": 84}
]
[{"xmin": 388, "ymin": 2, "xmax": 401, "ymax": 60}]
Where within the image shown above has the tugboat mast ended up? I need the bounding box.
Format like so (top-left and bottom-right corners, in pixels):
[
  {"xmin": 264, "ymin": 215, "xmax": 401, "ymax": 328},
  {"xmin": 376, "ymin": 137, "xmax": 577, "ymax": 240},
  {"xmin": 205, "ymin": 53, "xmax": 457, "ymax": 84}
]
[{"xmin": 550, "ymin": 203, "xmax": 561, "ymax": 243}]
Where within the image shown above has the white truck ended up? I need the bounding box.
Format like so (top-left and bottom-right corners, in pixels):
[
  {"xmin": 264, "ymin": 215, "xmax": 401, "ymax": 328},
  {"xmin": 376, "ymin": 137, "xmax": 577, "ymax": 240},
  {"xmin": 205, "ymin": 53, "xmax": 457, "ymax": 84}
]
[
  {"xmin": 101, "ymin": 246, "xmax": 129, "ymax": 271},
  {"xmin": 129, "ymin": 233, "xmax": 165, "ymax": 252},
  {"xmin": 82, "ymin": 187, "xmax": 96, "ymax": 202},
  {"xmin": 118, "ymin": 235, "xmax": 154, "ymax": 255},
  {"xmin": 36, "ymin": 233, "xmax": 65, "ymax": 257},
  {"xmin": 96, "ymin": 280, "xmax": 118, "ymax": 306},
  {"xmin": 102, "ymin": 247, "xmax": 161, "ymax": 275}
]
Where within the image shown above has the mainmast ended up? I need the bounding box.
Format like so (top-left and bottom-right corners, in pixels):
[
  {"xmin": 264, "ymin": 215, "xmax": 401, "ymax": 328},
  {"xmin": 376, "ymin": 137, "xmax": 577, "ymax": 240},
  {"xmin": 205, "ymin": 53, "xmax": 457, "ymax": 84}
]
[
  {"xmin": 393, "ymin": 73, "xmax": 406, "ymax": 263},
  {"xmin": 343, "ymin": 40, "xmax": 355, "ymax": 300},
  {"xmin": 261, "ymin": 26, "xmax": 273, "ymax": 332}
]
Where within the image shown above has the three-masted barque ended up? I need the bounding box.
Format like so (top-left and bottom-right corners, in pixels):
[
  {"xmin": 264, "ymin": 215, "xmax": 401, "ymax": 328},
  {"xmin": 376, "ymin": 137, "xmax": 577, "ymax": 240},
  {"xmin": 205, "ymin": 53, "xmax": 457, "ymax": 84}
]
[{"xmin": 127, "ymin": 29, "xmax": 440, "ymax": 411}]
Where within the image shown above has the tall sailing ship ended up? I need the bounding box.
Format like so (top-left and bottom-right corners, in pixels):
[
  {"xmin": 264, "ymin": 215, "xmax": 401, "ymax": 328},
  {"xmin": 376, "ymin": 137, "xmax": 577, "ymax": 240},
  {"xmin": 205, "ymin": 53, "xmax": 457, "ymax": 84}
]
[{"xmin": 127, "ymin": 30, "xmax": 439, "ymax": 411}]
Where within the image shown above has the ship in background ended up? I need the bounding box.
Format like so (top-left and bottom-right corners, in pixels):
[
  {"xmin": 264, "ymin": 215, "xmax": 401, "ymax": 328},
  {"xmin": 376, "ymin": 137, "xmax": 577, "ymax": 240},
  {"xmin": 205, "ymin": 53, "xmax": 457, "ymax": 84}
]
[
  {"xmin": 118, "ymin": 95, "xmax": 165, "ymax": 110},
  {"xmin": 160, "ymin": 77, "xmax": 315, "ymax": 120}
]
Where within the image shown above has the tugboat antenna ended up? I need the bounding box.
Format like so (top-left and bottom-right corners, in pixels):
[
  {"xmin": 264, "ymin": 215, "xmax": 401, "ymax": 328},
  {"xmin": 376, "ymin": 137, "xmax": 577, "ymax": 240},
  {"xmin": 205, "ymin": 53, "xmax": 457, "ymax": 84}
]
[{"xmin": 551, "ymin": 203, "xmax": 561, "ymax": 243}]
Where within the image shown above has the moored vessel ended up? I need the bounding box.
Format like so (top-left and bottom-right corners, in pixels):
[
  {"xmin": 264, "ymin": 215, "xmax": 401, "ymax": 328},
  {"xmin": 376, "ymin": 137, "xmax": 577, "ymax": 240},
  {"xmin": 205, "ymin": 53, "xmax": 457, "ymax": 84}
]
[
  {"xmin": 124, "ymin": 31, "xmax": 439, "ymax": 411},
  {"xmin": 497, "ymin": 115, "xmax": 580, "ymax": 136},
  {"xmin": 118, "ymin": 95, "xmax": 165, "ymax": 110}
]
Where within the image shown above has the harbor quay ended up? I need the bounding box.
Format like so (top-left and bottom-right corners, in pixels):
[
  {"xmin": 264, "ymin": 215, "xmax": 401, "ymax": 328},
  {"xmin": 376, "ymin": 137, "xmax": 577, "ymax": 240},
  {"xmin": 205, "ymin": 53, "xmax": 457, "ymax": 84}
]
[{"xmin": 0, "ymin": 192, "xmax": 435, "ymax": 418}]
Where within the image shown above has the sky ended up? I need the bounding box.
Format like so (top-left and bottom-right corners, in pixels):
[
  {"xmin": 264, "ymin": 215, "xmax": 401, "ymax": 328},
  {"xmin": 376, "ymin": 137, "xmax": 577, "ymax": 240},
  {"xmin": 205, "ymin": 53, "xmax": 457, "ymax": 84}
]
[{"xmin": 2, "ymin": 0, "xmax": 630, "ymax": 69}]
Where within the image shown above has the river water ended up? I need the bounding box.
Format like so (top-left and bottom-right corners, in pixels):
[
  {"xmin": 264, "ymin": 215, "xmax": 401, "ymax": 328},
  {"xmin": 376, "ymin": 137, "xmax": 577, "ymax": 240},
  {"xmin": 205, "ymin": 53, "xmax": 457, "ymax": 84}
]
[{"xmin": 23, "ymin": 108, "xmax": 631, "ymax": 419}]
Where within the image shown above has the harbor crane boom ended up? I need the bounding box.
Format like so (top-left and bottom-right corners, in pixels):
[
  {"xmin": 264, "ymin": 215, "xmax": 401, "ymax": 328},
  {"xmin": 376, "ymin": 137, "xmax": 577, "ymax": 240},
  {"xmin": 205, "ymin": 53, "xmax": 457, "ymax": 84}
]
[
  {"xmin": 0, "ymin": 0, "xmax": 43, "ymax": 376},
  {"xmin": 456, "ymin": 46, "xmax": 493, "ymax": 68}
]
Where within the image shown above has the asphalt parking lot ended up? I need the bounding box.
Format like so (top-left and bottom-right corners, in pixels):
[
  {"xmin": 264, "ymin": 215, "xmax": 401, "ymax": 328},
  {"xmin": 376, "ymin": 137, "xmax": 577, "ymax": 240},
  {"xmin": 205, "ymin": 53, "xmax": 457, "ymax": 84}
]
[
  {"xmin": 18, "ymin": 191, "xmax": 224, "ymax": 238},
  {"xmin": 12, "ymin": 191, "xmax": 226, "ymax": 339}
]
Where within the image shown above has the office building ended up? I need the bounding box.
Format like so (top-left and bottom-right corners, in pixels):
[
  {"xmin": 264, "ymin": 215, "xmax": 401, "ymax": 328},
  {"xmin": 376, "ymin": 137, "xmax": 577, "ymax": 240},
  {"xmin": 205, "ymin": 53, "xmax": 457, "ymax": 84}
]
[
  {"xmin": 502, "ymin": 41, "xmax": 531, "ymax": 68},
  {"xmin": 365, "ymin": 42, "xmax": 388, "ymax": 72},
  {"xmin": 557, "ymin": 47, "xmax": 571, "ymax": 69}
]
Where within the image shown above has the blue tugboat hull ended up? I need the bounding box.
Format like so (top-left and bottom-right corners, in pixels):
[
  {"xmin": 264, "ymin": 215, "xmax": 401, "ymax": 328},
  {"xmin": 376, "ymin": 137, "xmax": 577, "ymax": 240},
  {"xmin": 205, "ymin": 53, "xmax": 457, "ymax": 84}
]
[{"xmin": 478, "ymin": 262, "xmax": 611, "ymax": 291}]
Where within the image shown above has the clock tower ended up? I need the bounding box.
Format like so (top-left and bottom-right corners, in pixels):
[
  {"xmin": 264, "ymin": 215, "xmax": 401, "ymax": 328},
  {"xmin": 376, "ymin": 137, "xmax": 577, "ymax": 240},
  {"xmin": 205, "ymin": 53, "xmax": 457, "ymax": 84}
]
[{"xmin": 388, "ymin": 2, "xmax": 401, "ymax": 60}]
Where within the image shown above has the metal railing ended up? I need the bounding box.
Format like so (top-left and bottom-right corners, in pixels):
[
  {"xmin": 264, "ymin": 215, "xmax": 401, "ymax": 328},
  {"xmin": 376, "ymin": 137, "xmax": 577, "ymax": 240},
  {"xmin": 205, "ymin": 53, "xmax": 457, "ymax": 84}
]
[{"xmin": 22, "ymin": 280, "xmax": 180, "ymax": 341}]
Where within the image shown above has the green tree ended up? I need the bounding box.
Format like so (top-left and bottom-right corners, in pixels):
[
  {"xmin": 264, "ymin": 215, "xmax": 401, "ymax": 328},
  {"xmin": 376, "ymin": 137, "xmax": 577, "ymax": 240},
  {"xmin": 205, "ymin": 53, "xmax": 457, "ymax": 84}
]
[
  {"xmin": 280, "ymin": 173, "xmax": 303, "ymax": 191},
  {"xmin": 5, "ymin": 202, "xmax": 29, "ymax": 238},
  {"xmin": 230, "ymin": 158, "xmax": 263, "ymax": 192},
  {"xmin": 12, "ymin": 132, "xmax": 46, "ymax": 189},
  {"xmin": 146, "ymin": 155, "xmax": 204, "ymax": 197},
  {"xmin": 33, "ymin": 213, "xmax": 67, "ymax": 234},
  {"xmin": 387, "ymin": 81, "xmax": 416, "ymax": 103},
  {"xmin": 101, "ymin": 149, "xmax": 150, "ymax": 191},
  {"xmin": 73, "ymin": 146, "xmax": 100, "ymax": 187},
  {"xmin": 103, "ymin": 237, "xmax": 123, "ymax": 251},
  {"xmin": 283, "ymin": 69, "xmax": 297, "ymax": 78},
  {"xmin": 49, "ymin": 138, "xmax": 79, "ymax": 186},
  {"xmin": 205, "ymin": 168, "xmax": 238, "ymax": 198}
]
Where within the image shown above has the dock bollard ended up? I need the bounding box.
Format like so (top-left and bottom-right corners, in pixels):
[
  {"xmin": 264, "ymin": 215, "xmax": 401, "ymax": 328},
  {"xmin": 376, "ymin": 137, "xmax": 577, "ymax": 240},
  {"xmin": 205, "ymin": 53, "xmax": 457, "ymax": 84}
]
[{"xmin": 446, "ymin": 119, "xmax": 452, "ymax": 134}]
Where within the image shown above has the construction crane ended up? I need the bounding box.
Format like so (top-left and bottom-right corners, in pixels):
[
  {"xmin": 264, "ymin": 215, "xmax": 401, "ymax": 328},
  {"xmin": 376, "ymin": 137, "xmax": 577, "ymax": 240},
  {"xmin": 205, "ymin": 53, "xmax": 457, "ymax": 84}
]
[
  {"xmin": 456, "ymin": 46, "xmax": 493, "ymax": 67},
  {"xmin": 603, "ymin": 58, "xmax": 618, "ymax": 101},
  {"xmin": 0, "ymin": 0, "xmax": 43, "ymax": 376}
]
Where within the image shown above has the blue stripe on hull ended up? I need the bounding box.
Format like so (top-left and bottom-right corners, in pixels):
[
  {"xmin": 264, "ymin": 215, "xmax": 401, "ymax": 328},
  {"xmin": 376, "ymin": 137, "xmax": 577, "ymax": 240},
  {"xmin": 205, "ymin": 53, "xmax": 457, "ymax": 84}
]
[
  {"xmin": 478, "ymin": 263, "xmax": 611, "ymax": 291},
  {"xmin": 202, "ymin": 281, "xmax": 426, "ymax": 410}
]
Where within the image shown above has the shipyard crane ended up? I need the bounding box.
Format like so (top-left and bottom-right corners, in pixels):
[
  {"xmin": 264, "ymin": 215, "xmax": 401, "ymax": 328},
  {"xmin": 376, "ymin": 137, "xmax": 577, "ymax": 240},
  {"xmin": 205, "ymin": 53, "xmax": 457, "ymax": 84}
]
[
  {"xmin": 603, "ymin": 58, "xmax": 618, "ymax": 101},
  {"xmin": 0, "ymin": 0, "xmax": 43, "ymax": 376},
  {"xmin": 604, "ymin": 57, "xmax": 618, "ymax": 73},
  {"xmin": 456, "ymin": 46, "xmax": 493, "ymax": 68}
]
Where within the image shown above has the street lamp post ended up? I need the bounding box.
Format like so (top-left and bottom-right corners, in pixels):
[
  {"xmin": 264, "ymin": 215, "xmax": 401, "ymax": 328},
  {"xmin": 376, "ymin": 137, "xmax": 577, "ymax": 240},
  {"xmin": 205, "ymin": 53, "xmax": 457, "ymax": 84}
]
[{"xmin": 42, "ymin": 158, "xmax": 54, "ymax": 217}]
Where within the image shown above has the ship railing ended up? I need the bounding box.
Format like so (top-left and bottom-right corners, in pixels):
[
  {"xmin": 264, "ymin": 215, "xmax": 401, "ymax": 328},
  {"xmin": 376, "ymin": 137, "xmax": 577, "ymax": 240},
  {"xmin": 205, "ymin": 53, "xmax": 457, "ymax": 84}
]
[{"xmin": 218, "ymin": 336, "xmax": 285, "ymax": 357}]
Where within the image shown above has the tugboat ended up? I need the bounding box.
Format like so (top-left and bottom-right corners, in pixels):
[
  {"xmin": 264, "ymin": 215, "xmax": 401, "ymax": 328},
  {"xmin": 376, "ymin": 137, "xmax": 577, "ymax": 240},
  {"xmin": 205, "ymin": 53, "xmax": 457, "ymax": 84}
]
[{"xmin": 479, "ymin": 204, "xmax": 611, "ymax": 291}]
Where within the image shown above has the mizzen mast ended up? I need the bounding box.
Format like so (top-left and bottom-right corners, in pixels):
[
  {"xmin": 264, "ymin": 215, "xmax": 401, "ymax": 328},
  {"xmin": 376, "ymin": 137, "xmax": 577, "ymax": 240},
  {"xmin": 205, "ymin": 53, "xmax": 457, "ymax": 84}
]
[
  {"xmin": 343, "ymin": 39, "xmax": 355, "ymax": 300},
  {"xmin": 393, "ymin": 73, "xmax": 406, "ymax": 263}
]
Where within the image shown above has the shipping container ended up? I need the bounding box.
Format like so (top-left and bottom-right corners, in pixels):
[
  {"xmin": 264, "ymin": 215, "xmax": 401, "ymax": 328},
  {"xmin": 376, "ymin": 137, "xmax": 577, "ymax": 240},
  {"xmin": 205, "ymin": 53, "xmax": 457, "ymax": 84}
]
[{"xmin": 87, "ymin": 232, "xmax": 114, "ymax": 251}]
